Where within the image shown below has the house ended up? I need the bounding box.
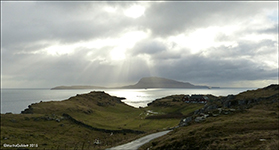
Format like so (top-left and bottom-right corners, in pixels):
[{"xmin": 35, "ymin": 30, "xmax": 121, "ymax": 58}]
[
  {"xmin": 182, "ymin": 95, "xmax": 209, "ymax": 104},
  {"xmin": 182, "ymin": 95, "xmax": 190, "ymax": 102}
]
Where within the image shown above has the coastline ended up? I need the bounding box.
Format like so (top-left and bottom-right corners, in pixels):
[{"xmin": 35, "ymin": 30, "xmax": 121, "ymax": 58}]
[{"xmin": 1, "ymin": 88, "xmax": 253, "ymax": 114}]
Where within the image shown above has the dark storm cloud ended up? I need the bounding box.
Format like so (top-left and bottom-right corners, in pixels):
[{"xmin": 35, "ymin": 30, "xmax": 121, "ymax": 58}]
[
  {"xmin": 139, "ymin": 2, "xmax": 277, "ymax": 37},
  {"xmin": 258, "ymin": 24, "xmax": 278, "ymax": 34},
  {"xmin": 3, "ymin": 2, "xmax": 275, "ymax": 49},
  {"xmin": 2, "ymin": 2, "xmax": 136, "ymax": 49},
  {"xmin": 2, "ymin": 45, "xmax": 152, "ymax": 87},
  {"xmin": 128, "ymin": 39, "xmax": 183, "ymax": 61},
  {"xmin": 152, "ymin": 54, "xmax": 278, "ymax": 86},
  {"xmin": 204, "ymin": 39, "xmax": 277, "ymax": 59}
]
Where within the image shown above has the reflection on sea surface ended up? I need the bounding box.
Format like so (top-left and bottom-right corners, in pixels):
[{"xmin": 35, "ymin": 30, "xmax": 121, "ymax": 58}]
[
  {"xmin": 1, "ymin": 88, "xmax": 254, "ymax": 114},
  {"xmin": 105, "ymin": 88, "xmax": 254, "ymax": 108}
]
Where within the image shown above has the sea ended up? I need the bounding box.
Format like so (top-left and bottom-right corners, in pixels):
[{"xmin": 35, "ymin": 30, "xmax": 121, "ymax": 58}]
[{"xmin": 1, "ymin": 88, "xmax": 256, "ymax": 114}]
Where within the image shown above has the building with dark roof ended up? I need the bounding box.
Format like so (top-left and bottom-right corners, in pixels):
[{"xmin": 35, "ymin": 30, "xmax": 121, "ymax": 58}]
[{"xmin": 182, "ymin": 95, "xmax": 209, "ymax": 103}]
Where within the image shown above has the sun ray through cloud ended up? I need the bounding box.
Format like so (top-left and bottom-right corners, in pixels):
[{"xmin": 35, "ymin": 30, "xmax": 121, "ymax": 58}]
[{"xmin": 2, "ymin": 1, "xmax": 278, "ymax": 88}]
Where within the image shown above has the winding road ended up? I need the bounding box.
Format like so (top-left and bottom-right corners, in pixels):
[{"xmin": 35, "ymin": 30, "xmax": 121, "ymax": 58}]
[{"xmin": 106, "ymin": 130, "xmax": 172, "ymax": 150}]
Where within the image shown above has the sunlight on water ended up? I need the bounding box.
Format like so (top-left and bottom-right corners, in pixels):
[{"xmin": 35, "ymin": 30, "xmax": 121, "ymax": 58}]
[
  {"xmin": 1, "ymin": 88, "xmax": 254, "ymax": 114},
  {"xmin": 104, "ymin": 88, "xmax": 253, "ymax": 108}
]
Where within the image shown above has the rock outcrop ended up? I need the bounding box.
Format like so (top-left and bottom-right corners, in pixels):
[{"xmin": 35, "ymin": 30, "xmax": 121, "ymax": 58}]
[{"xmin": 179, "ymin": 84, "xmax": 279, "ymax": 127}]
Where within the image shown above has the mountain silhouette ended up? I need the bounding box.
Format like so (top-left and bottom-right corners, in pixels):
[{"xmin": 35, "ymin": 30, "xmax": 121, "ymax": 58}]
[{"xmin": 120, "ymin": 77, "xmax": 209, "ymax": 89}]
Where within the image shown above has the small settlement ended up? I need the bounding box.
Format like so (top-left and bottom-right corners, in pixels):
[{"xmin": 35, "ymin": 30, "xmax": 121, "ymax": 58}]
[{"xmin": 182, "ymin": 95, "xmax": 209, "ymax": 104}]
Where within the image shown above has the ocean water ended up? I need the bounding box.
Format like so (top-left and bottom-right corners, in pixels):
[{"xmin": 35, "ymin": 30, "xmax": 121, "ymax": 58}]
[{"xmin": 1, "ymin": 88, "xmax": 254, "ymax": 114}]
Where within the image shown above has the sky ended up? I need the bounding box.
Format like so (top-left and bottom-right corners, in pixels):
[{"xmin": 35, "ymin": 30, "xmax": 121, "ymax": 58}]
[{"xmin": 1, "ymin": 1, "xmax": 278, "ymax": 88}]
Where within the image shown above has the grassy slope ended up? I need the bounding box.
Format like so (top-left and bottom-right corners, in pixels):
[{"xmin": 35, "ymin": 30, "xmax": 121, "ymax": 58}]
[
  {"xmin": 146, "ymin": 95, "xmax": 217, "ymax": 115},
  {"xmin": 139, "ymin": 85, "xmax": 279, "ymax": 150},
  {"xmin": 1, "ymin": 91, "xmax": 197, "ymax": 149},
  {"xmin": 24, "ymin": 91, "xmax": 184, "ymax": 131},
  {"xmin": 1, "ymin": 113, "xmax": 142, "ymax": 150},
  {"xmin": 140, "ymin": 107, "xmax": 278, "ymax": 150}
]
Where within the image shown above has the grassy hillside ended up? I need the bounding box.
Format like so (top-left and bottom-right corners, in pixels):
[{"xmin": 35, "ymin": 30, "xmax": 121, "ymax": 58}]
[
  {"xmin": 1, "ymin": 91, "xmax": 198, "ymax": 149},
  {"xmin": 140, "ymin": 105, "xmax": 278, "ymax": 150},
  {"xmin": 139, "ymin": 85, "xmax": 279, "ymax": 150},
  {"xmin": 1, "ymin": 113, "xmax": 135, "ymax": 150},
  {"xmin": 146, "ymin": 94, "xmax": 218, "ymax": 115},
  {"xmin": 18, "ymin": 91, "xmax": 183, "ymax": 131}
]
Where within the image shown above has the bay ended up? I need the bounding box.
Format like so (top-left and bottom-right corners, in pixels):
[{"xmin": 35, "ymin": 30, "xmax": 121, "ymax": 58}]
[{"xmin": 1, "ymin": 88, "xmax": 254, "ymax": 114}]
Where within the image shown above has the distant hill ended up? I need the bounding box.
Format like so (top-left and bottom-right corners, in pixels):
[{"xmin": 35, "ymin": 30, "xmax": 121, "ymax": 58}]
[
  {"xmin": 120, "ymin": 77, "xmax": 209, "ymax": 89},
  {"xmin": 51, "ymin": 85, "xmax": 106, "ymax": 90},
  {"xmin": 51, "ymin": 77, "xmax": 212, "ymax": 89}
]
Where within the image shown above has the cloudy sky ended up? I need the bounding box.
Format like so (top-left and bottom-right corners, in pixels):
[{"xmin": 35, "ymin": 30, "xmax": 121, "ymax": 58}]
[{"xmin": 1, "ymin": 1, "xmax": 278, "ymax": 88}]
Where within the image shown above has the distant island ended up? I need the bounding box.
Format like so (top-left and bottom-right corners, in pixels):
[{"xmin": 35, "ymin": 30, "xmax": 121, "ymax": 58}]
[
  {"xmin": 51, "ymin": 85, "xmax": 106, "ymax": 90},
  {"xmin": 51, "ymin": 76, "xmax": 218, "ymax": 90},
  {"xmin": 120, "ymin": 77, "xmax": 210, "ymax": 89}
]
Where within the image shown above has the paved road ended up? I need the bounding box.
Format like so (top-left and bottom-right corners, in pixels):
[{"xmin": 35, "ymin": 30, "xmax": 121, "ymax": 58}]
[{"xmin": 106, "ymin": 130, "xmax": 172, "ymax": 150}]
